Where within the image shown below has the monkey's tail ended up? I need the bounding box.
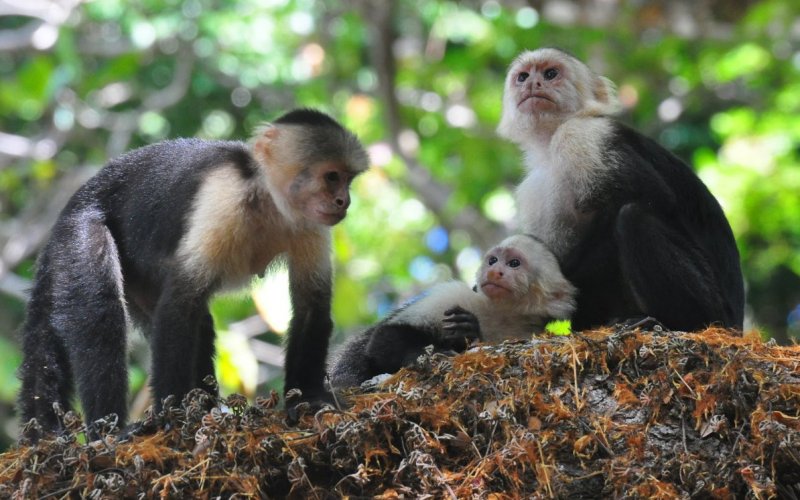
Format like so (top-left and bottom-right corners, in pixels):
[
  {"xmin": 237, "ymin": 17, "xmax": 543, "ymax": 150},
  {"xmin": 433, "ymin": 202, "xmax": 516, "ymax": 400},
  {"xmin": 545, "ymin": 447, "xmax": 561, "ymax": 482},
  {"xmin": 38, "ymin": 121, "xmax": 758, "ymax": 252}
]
[{"xmin": 17, "ymin": 263, "xmax": 74, "ymax": 437}]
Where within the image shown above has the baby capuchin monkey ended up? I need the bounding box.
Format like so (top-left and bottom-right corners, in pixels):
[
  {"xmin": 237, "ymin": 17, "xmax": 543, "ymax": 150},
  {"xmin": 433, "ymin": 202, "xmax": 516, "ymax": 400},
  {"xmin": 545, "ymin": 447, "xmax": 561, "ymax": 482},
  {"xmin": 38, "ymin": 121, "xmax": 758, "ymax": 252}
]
[
  {"xmin": 328, "ymin": 234, "xmax": 576, "ymax": 388},
  {"xmin": 17, "ymin": 108, "xmax": 369, "ymax": 438},
  {"xmin": 498, "ymin": 48, "xmax": 744, "ymax": 332}
]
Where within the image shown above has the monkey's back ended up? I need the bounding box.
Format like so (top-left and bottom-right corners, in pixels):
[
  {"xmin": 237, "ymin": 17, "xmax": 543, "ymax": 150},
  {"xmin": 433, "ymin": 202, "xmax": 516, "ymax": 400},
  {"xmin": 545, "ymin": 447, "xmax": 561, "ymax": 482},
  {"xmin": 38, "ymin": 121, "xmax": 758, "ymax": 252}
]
[
  {"xmin": 96, "ymin": 141, "xmax": 251, "ymax": 261},
  {"xmin": 609, "ymin": 123, "xmax": 744, "ymax": 322},
  {"xmin": 562, "ymin": 121, "xmax": 745, "ymax": 330}
]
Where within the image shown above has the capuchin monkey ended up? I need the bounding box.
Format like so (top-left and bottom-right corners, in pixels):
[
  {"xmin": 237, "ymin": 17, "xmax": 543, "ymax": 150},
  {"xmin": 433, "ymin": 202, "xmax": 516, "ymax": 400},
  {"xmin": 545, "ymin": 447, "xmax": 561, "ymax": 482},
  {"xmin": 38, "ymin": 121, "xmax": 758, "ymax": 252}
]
[
  {"xmin": 17, "ymin": 108, "xmax": 369, "ymax": 437},
  {"xmin": 498, "ymin": 48, "xmax": 744, "ymax": 332},
  {"xmin": 329, "ymin": 234, "xmax": 576, "ymax": 388}
]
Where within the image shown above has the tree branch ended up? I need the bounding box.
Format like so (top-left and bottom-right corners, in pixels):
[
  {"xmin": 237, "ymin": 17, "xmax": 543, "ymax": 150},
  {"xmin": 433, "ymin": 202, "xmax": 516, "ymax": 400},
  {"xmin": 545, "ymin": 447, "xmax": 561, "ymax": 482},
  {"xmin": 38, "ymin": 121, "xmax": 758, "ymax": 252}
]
[{"xmin": 357, "ymin": 1, "xmax": 505, "ymax": 250}]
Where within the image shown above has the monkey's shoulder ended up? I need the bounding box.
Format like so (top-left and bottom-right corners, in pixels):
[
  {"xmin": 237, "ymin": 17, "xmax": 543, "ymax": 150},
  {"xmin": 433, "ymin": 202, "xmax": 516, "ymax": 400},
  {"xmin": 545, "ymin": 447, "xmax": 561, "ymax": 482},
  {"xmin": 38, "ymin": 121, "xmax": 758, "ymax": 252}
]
[
  {"xmin": 550, "ymin": 116, "xmax": 616, "ymax": 166},
  {"xmin": 554, "ymin": 118, "xmax": 704, "ymax": 197},
  {"xmin": 104, "ymin": 138, "xmax": 256, "ymax": 181},
  {"xmin": 90, "ymin": 138, "xmax": 258, "ymax": 221},
  {"xmin": 552, "ymin": 117, "xmax": 680, "ymax": 169}
]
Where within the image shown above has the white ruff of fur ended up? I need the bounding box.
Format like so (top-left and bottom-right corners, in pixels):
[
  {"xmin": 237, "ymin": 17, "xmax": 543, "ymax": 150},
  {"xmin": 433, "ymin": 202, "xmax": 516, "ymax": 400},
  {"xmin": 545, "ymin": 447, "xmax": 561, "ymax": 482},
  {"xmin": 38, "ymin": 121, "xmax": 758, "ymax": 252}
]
[
  {"xmin": 250, "ymin": 125, "xmax": 304, "ymax": 227},
  {"xmin": 515, "ymin": 116, "xmax": 617, "ymax": 258},
  {"xmin": 176, "ymin": 164, "xmax": 296, "ymax": 290},
  {"xmin": 499, "ymin": 48, "xmax": 624, "ymax": 256}
]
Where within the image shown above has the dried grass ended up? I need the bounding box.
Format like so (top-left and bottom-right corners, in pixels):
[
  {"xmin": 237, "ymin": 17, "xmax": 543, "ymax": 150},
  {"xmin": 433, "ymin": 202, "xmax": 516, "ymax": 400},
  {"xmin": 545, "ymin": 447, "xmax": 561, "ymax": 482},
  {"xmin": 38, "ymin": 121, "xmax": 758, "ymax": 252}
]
[{"xmin": 1, "ymin": 326, "xmax": 798, "ymax": 498}]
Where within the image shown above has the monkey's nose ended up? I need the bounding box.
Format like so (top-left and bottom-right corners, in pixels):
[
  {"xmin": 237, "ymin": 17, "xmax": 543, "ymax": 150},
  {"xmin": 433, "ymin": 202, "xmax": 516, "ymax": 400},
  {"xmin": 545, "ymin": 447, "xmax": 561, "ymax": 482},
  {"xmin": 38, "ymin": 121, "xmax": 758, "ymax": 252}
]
[
  {"xmin": 488, "ymin": 270, "xmax": 503, "ymax": 280},
  {"xmin": 337, "ymin": 195, "xmax": 351, "ymax": 209}
]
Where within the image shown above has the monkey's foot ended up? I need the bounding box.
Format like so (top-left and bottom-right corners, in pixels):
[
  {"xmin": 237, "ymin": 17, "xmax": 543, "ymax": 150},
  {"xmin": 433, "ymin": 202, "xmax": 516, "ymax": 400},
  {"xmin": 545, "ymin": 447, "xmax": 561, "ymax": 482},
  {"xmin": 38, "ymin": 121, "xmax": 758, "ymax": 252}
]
[{"xmin": 618, "ymin": 316, "xmax": 666, "ymax": 332}]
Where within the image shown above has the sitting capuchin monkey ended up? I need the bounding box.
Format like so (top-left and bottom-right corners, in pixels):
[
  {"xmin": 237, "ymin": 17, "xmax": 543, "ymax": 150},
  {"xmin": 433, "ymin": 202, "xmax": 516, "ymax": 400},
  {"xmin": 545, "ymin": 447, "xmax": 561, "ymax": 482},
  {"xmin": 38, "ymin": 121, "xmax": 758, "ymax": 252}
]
[
  {"xmin": 328, "ymin": 234, "xmax": 576, "ymax": 388},
  {"xmin": 17, "ymin": 108, "xmax": 369, "ymax": 439},
  {"xmin": 498, "ymin": 48, "xmax": 745, "ymax": 332}
]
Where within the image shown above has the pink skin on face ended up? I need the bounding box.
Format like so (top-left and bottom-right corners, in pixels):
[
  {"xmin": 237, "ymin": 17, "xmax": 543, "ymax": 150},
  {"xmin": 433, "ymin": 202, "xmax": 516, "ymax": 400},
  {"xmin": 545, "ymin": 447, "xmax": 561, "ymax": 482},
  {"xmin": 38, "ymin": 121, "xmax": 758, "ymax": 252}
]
[
  {"xmin": 306, "ymin": 164, "xmax": 355, "ymax": 226},
  {"xmin": 518, "ymin": 93, "xmax": 556, "ymax": 114},
  {"xmin": 478, "ymin": 247, "xmax": 529, "ymax": 301},
  {"xmin": 513, "ymin": 60, "xmax": 564, "ymax": 114}
]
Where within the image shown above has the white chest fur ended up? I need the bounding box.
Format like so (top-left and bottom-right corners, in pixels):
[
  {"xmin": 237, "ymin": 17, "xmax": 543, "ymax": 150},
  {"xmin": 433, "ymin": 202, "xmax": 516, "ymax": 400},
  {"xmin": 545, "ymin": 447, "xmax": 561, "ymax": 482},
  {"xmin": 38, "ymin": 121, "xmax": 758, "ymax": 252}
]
[
  {"xmin": 176, "ymin": 165, "xmax": 291, "ymax": 289},
  {"xmin": 515, "ymin": 116, "xmax": 616, "ymax": 258}
]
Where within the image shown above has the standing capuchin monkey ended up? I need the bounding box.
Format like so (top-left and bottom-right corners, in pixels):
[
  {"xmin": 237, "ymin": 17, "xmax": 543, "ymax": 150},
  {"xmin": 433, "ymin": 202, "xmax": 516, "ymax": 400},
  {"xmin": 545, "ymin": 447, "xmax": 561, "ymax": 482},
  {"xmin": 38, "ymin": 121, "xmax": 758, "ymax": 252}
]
[
  {"xmin": 329, "ymin": 234, "xmax": 576, "ymax": 388},
  {"xmin": 18, "ymin": 108, "xmax": 369, "ymax": 438},
  {"xmin": 498, "ymin": 48, "xmax": 744, "ymax": 332}
]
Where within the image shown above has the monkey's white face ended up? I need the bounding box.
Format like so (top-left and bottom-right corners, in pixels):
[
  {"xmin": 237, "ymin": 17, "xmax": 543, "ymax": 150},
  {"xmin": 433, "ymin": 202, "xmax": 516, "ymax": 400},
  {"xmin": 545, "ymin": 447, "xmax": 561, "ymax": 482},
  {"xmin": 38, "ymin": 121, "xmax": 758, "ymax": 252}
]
[
  {"xmin": 474, "ymin": 235, "xmax": 577, "ymax": 320},
  {"xmin": 511, "ymin": 58, "xmax": 575, "ymax": 116},
  {"xmin": 497, "ymin": 50, "xmax": 583, "ymax": 142},
  {"xmin": 497, "ymin": 48, "xmax": 620, "ymax": 145},
  {"xmin": 478, "ymin": 245, "xmax": 531, "ymax": 301}
]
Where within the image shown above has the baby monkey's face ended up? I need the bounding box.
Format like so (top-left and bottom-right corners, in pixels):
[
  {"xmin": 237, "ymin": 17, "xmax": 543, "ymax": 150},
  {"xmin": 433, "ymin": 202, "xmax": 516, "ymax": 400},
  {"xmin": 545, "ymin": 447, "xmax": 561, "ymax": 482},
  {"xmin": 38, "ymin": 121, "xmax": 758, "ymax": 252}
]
[{"xmin": 477, "ymin": 244, "xmax": 531, "ymax": 302}]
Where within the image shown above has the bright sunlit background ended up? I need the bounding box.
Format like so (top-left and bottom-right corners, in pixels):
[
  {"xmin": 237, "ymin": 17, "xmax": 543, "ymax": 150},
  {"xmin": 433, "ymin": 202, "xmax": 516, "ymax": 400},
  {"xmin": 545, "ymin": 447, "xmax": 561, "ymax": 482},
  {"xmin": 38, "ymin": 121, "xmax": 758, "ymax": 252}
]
[{"xmin": 1, "ymin": 0, "xmax": 798, "ymax": 448}]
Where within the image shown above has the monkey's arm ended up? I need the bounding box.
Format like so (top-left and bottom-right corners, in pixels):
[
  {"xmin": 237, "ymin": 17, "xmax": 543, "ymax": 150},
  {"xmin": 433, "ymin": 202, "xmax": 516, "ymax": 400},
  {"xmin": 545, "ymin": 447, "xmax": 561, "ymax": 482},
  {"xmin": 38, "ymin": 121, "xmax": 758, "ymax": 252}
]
[
  {"xmin": 363, "ymin": 322, "xmax": 441, "ymax": 373},
  {"xmin": 150, "ymin": 274, "xmax": 213, "ymax": 409},
  {"xmin": 328, "ymin": 322, "xmax": 443, "ymax": 388},
  {"xmin": 284, "ymin": 237, "xmax": 335, "ymax": 402},
  {"xmin": 328, "ymin": 306, "xmax": 480, "ymax": 388},
  {"xmin": 365, "ymin": 308, "xmax": 480, "ymax": 374},
  {"xmin": 558, "ymin": 210, "xmax": 639, "ymax": 330}
]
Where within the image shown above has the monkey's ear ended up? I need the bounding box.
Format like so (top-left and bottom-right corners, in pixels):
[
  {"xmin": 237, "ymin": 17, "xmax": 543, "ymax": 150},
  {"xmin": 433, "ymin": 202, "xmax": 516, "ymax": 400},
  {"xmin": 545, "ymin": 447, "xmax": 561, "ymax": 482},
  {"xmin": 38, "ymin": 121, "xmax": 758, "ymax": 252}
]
[
  {"xmin": 254, "ymin": 123, "xmax": 280, "ymax": 141},
  {"xmin": 585, "ymin": 76, "xmax": 621, "ymax": 117},
  {"xmin": 251, "ymin": 124, "xmax": 281, "ymax": 161},
  {"xmin": 543, "ymin": 280, "xmax": 578, "ymax": 319},
  {"xmin": 593, "ymin": 77, "xmax": 617, "ymax": 105}
]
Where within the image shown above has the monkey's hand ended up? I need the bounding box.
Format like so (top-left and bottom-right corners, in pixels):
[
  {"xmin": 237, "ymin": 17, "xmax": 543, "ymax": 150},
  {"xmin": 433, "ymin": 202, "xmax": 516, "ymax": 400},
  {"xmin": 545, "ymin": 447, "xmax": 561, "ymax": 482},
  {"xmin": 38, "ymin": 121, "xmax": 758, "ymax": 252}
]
[{"xmin": 440, "ymin": 306, "xmax": 481, "ymax": 351}]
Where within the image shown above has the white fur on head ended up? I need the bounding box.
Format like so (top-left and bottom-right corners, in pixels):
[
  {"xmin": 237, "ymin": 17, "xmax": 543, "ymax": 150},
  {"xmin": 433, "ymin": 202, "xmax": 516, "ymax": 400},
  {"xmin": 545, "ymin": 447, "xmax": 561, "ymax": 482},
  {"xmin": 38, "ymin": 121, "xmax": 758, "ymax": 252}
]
[
  {"xmin": 250, "ymin": 124, "xmax": 302, "ymax": 225},
  {"xmin": 497, "ymin": 48, "xmax": 621, "ymax": 145},
  {"xmin": 492, "ymin": 234, "xmax": 577, "ymax": 319}
]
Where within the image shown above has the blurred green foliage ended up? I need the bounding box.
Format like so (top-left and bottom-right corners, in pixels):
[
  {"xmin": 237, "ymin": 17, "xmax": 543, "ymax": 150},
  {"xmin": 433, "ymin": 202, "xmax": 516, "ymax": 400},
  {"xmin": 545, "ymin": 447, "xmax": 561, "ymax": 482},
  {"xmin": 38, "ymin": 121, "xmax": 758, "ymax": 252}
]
[{"xmin": 0, "ymin": 0, "xmax": 798, "ymax": 449}]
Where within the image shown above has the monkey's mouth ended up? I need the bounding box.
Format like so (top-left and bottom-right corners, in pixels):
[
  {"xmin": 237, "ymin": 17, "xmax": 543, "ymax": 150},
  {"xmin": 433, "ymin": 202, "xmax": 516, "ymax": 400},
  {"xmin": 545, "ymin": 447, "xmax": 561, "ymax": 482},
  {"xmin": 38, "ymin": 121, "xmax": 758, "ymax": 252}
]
[
  {"xmin": 315, "ymin": 210, "xmax": 346, "ymax": 225},
  {"xmin": 480, "ymin": 281, "xmax": 511, "ymax": 296},
  {"xmin": 518, "ymin": 93, "xmax": 554, "ymax": 107}
]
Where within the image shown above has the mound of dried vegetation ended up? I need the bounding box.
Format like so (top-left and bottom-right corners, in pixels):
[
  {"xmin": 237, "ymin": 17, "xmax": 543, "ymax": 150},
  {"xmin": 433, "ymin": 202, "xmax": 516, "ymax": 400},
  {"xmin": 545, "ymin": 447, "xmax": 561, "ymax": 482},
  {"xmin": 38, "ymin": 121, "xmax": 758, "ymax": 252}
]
[{"xmin": 1, "ymin": 326, "xmax": 799, "ymax": 499}]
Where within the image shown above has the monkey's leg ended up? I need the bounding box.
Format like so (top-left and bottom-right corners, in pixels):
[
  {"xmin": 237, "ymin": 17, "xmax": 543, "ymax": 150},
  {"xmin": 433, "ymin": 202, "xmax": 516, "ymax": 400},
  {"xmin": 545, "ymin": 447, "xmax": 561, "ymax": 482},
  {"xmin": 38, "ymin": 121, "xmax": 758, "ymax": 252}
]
[
  {"xmin": 615, "ymin": 203, "xmax": 728, "ymax": 331},
  {"xmin": 365, "ymin": 324, "xmax": 440, "ymax": 372},
  {"xmin": 328, "ymin": 333, "xmax": 374, "ymax": 388},
  {"xmin": 194, "ymin": 311, "xmax": 219, "ymax": 395},
  {"xmin": 284, "ymin": 293, "xmax": 334, "ymax": 402},
  {"xmin": 18, "ymin": 272, "xmax": 75, "ymax": 435},
  {"xmin": 52, "ymin": 211, "xmax": 129, "ymax": 428},
  {"xmin": 284, "ymin": 249, "xmax": 336, "ymax": 403},
  {"xmin": 150, "ymin": 278, "xmax": 206, "ymax": 410}
]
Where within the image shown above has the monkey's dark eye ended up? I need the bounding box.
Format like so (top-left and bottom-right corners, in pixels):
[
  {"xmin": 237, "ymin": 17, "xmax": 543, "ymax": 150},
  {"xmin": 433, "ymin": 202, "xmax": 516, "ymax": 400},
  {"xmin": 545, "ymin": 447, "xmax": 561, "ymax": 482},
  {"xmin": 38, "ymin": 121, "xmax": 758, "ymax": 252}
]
[
  {"xmin": 324, "ymin": 171, "xmax": 340, "ymax": 183},
  {"xmin": 516, "ymin": 72, "xmax": 529, "ymax": 83},
  {"xmin": 508, "ymin": 259, "xmax": 521, "ymax": 268},
  {"xmin": 543, "ymin": 68, "xmax": 559, "ymax": 80},
  {"xmin": 488, "ymin": 256, "xmax": 498, "ymax": 265}
]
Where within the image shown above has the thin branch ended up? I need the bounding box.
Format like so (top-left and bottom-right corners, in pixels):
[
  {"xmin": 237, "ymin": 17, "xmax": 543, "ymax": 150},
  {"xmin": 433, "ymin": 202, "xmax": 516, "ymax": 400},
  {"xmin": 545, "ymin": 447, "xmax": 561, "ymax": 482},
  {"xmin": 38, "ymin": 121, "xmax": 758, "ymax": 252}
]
[{"xmin": 357, "ymin": 1, "xmax": 504, "ymax": 250}]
